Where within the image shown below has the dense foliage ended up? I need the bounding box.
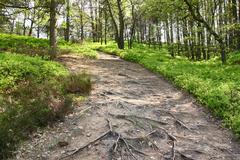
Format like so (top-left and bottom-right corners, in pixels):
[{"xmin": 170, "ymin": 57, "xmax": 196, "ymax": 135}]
[{"xmin": 97, "ymin": 42, "xmax": 240, "ymax": 137}]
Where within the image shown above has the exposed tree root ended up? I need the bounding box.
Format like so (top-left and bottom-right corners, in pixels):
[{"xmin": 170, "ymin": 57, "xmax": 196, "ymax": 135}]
[
  {"xmin": 172, "ymin": 140, "xmax": 176, "ymax": 160},
  {"xmin": 61, "ymin": 118, "xmax": 156, "ymax": 159},
  {"xmin": 156, "ymin": 109, "xmax": 192, "ymax": 131},
  {"xmin": 109, "ymin": 113, "xmax": 168, "ymax": 125},
  {"xmin": 79, "ymin": 106, "xmax": 96, "ymax": 115},
  {"xmin": 156, "ymin": 126, "xmax": 177, "ymax": 141},
  {"xmin": 124, "ymin": 130, "xmax": 157, "ymax": 140},
  {"xmin": 60, "ymin": 130, "xmax": 111, "ymax": 159}
]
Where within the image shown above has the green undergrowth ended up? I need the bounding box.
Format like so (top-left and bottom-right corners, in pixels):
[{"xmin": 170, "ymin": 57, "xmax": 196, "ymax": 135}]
[
  {"xmin": 0, "ymin": 34, "xmax": 98, "ymax": 59},
  {"xmin": 97, "ymin": 42, "xmax": 240, "ymax": 137},
  {"xmin": 0, "ymin": 53, "xmax": 91, "ymax": 159},
  {"xmin": 59, "ymin": 41, "xmax": 98, "ymax": 59}
]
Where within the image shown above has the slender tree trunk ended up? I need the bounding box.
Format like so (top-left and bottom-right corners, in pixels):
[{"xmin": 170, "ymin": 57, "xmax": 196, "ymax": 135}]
[
  {"xmin": 23, "ymin": 11, "xmax": 27, "ymax": 35},
  {"xmin": 105, "ymin": 0, "xmax": 119, "ymax": 44},
  {"xmin": 156, "ymin": 21, "xmax": 162, "ymax": 49},
  {"xmin": 90, "ymin": 0, "xmax": 96, "ymax": 42},
  {"xmin": 79, "ymin": 0, "xmax": 84, "ymax": 41},
  {"xmin": 196, "ymin": 22, "xmax": 202, "ymax": 60},
  {"xmin": 104, "ymin": 9, "xmax": 107, "ymax": 45},
  {"xmin": 190, "ymin": 20, "xmax": 195, "ymax": 60},
  {"xmin": 170, "ymin": 15, "xmax": 174, "ymax": 57},
  {"xmin": 183, "ymin": 19, "xmax": 190, "ymax": 58},
  {"xmin": 176, "ymin": 17, "xmax": 181, "ymax": 55},
  {"xmin": 28, "ymin": 7, "xmax": 36, "ymax": 36},
  {"xmin": 117, "ymin": 0, "xmax": 124, "ymax": 49},
  {"xmin": 50, "ymin": 0, "xmax": 57, "ymax": 59},
  {"xmin": 65, "ymin": 0, "xmax": 70, "ymax": 42},
  {"xmin": 129, "ymin": 0, "xmax": 136, "ymax": 49},
  {"xmin": 148, "ymin": 21, "xmax": 151, "ymax": 48}
]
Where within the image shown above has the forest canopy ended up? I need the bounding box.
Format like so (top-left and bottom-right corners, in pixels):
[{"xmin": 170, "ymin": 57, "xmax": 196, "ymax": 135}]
[{"xmin": 1, "ymin": 0, "xmax": 240, "ymax": 63}]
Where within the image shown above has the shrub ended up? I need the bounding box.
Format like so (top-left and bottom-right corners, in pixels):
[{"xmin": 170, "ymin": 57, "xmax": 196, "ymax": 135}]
[
  {"xmin": 0, "ymin": 33, "xmax": 49, "ymax": 57},
  {"xmin": 63, "ymin": 72, "xmax": 92, "ymax": 95}
]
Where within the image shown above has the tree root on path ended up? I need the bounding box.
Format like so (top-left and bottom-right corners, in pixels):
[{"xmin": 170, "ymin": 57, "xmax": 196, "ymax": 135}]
[
  {"xmin": 109, "ymin": 113, "xmax": 168, "ymax": 125},
  {"xmin": 60, "ymin": 130, "xmax": 111, "ymax": 159},
  {"xmin": 61, "ymin": 119, "xmax": 155, "ymax": 159},
  {"xmin": 109, "ymin": 112, "xmax": 179, "ymax": 160},
  {"xmin": 156, "ymin": 109, "xmax": 192, "ymax": 131},
  {"xmin": 172, "ymin": 140, "xmax": 176, "ymax": 160}
]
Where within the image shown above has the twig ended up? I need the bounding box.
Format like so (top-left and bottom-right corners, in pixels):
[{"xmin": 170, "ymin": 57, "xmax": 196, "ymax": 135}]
[
  {"xmin": 172, "ymin": 140, "xmax": 176, "ymax": 160},
  {"xmin": 127, "ymin": 142, "xmax": 149, "ymax": 156},
  {"xmin": 177, "ymin": 151, "xmax": 195, "ymax": 160},
  {"xmin": 114, "ymin": 135, "xmax": 121, "ymax": 152},
  {"xmin": 79, "ymin": 106, "xmax": 95, "ymax": 115},
  {"xmin": 165, "ymin": 111, "xmax": 192, "ymax": 131},
  {"xmin": 121, "ymin": 137, "xmax": 138, "ymax": 160},
  {"xmin": 147, "ymin": 137, "xmax": 161, "ymax": 151},
  {"xmin": 175, "ymin": 119, "xmax": 192, "ymax": 131},
  {"xmin": 157, "ymin": 126, "xmax": 177, "ymax": 141},
  {"xmin": 106, "ymin": 118, "xmax": 113, "ymax": 132}
]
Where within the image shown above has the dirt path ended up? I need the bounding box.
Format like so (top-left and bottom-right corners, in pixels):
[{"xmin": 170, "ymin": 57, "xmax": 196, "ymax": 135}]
[{"xmin": 13, "ymin": 53, "xmax": 240, "ymax": 160}]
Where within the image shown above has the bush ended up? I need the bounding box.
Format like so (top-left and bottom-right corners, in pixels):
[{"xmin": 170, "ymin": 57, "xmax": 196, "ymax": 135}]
[
  {"xmin": 0, "ymin": 33, "xmax": 49, "ymax": 57},
  {"xmin": 63, "ymin": 72, "xmax": 92, "ymax": 95}
]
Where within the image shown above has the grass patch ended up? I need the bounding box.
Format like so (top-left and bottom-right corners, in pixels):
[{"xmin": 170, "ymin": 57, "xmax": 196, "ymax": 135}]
[
  {"xmin": 97, "ymin": 42, "xmax": 240, "ymax": 137},
  {"xmin": 0, "ymin": 53, "xmax": 91, "ymax": 159}
]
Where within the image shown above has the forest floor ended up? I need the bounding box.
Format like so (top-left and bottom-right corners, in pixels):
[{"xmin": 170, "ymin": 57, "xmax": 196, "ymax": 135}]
[{"xmin": 11, "ymin": 53, "xmax": 240, "ymax": 160}]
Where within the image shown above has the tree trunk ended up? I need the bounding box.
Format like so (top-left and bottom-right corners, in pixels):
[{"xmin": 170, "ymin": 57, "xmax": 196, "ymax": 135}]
[
  {"xmin": 104, "ymin": 9, "xmax": 107, "ymax": 45},
  {"xmin": 65, "ymin": 0, "xmax": 70, "ymax": 42},
  {"xmin": 50, "ymin": 0, "xmax": 57, "ymax": 59},
  {"xmin": 90, "ymin": 0, "xmax": 96, "ymax": 42},
  {"xmin": 129, "ymin": 0, "xmax": 136, "ymax": 49},
  {"xmin": 105, "ymin": 0, "xmax": 119, "ymax": 44},
  {"xmin": 117, "ymin": 0, "xmax": 124, "ymax": 49}
]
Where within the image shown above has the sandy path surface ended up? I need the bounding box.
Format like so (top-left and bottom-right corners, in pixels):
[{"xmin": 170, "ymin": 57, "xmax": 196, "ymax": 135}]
[{"xmin": 12, "ymin": 53, "xmax": 240, "ymax": 160}]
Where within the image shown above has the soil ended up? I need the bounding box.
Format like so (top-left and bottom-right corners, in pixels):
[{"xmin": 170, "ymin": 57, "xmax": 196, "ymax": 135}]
[{"xmin": 11, "ymin": 53, "xmax": 240, "ymax": 160}]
